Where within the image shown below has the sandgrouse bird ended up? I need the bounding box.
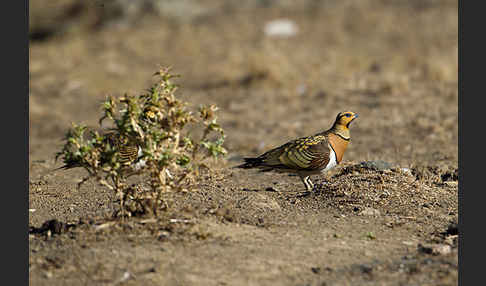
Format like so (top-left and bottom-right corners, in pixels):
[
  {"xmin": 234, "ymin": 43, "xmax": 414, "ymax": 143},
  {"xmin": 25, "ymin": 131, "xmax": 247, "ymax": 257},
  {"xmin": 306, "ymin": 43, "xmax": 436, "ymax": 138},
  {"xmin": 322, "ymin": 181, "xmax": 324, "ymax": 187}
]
[
  {"xmin": 236, "ymin": 111, "xmax": 358, "ymax": 191},
  {"xmin": 56, "ymin": 132, "xmax": 146, "ymax": 172}
]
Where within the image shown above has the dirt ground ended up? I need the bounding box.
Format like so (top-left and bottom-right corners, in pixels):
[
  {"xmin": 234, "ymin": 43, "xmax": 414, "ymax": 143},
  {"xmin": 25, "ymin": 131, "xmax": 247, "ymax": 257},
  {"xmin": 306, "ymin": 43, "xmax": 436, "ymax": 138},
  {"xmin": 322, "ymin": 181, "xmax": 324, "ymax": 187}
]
[{"xmin": 29, "ymin": 1, "xmax": 458, "ymax": 285}]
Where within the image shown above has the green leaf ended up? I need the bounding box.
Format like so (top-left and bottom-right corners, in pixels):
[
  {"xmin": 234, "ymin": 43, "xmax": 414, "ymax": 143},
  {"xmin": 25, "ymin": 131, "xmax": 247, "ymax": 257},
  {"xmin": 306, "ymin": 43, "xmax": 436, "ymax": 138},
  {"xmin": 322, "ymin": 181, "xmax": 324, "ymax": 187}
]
[{"xmin": 176, "ymin": 155, "xmax": 191, "ymax": 167}]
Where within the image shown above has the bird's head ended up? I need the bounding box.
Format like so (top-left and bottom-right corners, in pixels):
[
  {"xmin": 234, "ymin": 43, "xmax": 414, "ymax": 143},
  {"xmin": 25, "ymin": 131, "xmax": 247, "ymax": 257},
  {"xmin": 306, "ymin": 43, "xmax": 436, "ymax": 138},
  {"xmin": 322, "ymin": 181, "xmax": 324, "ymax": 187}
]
[{"xmin": 334, "ymin": 111, "xmax": 358, "ymax": 129}]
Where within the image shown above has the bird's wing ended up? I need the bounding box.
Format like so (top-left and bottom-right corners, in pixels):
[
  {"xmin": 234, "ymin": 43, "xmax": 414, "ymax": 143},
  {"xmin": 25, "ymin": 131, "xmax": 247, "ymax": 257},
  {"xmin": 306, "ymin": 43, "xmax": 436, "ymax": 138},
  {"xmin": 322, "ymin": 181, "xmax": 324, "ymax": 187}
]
[
  {"xmin": 118, "ymin": 145, "xmax": 139, "ymax": 165},
  {"xmin": 104, "ymin": 132, "xmax": 140, "ymax": 166},
  {"xmin": 260, "ymin": 135, "xmax": 331, "ymax": 171}
]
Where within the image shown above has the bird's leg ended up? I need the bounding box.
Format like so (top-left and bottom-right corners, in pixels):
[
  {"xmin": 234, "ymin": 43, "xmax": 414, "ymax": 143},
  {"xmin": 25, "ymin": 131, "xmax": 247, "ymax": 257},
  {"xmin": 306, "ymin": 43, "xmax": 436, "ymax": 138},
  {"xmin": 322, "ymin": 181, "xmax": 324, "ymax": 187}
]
[
  {"xmin": 299, "ymin": 174, "xmax": 314, "ymax": 191},
  {"xmin": 306, "ymin": 176, "xmax": 314, "ymax": 190}
]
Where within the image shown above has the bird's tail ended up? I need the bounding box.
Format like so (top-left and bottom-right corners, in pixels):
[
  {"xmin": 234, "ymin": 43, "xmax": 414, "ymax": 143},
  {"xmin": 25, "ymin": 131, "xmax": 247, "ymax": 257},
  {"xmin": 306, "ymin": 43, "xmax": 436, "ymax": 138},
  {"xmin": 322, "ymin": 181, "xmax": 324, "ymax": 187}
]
[
  {"xmin": 32, "ymin": 162, "xmax": 80, "ymax": 182},
  {"xmin": 52, "ymin": 164, "xmax": 77, "ymax": 171},
  {"xmin": 46, "ymin": 160, "xmax": 84, "ymax": 174},
  {"xmin": 233, "ymin": 157, "xmax": 264, "ymax": 169}
]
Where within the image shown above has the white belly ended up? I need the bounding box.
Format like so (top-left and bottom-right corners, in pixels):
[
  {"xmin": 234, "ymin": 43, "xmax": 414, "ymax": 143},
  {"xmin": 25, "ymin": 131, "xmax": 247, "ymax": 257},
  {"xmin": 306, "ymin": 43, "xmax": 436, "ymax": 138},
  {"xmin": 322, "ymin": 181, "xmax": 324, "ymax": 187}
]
[
  {"xmin": 133, "ymin": 147, "xmax": 146, "ymax": 170},
  {"xmin": 322, "ymin": 148, "xmax": 338, "ymax": 172}
]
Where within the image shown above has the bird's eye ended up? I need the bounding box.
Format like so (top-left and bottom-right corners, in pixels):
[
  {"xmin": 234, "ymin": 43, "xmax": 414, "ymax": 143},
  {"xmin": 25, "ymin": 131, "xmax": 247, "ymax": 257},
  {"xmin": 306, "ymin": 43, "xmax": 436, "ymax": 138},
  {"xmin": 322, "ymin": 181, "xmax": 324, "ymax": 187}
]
[{"xmin": 345, "ymin": 113, "xmax": 351, "ymax": 117}]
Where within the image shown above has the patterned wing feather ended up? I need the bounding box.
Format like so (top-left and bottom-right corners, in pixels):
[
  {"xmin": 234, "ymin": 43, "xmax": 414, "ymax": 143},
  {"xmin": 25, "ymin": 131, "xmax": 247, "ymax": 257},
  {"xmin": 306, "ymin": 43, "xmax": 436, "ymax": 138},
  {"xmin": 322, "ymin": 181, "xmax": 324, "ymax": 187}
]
[
  {"xmin": 119, "ymin": 145, "xmax": 139, "ymax": 165},
  {"xmin": 256, "ymin": 135, "xmax": 331, "ymax": 171},
  {"xmin": 104, "ymin": 132, "xmax": 140, "ymax": 166}
]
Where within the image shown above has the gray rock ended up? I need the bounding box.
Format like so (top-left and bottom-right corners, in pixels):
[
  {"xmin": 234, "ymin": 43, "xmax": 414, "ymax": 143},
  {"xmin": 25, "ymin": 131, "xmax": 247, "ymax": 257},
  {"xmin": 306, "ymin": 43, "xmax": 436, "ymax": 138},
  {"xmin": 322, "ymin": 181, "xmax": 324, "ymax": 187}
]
[{"xmin": 359, "ymin": 160, "xmax": 393, "ymax": 171}]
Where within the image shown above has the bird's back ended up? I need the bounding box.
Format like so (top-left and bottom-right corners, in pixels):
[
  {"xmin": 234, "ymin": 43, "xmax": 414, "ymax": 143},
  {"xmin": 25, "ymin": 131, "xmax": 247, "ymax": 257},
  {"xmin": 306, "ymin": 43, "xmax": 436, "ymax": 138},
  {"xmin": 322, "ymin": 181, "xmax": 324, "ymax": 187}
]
[{"xmin": 238, "ymin": 131, "xmax": 333, "ymax": 172}]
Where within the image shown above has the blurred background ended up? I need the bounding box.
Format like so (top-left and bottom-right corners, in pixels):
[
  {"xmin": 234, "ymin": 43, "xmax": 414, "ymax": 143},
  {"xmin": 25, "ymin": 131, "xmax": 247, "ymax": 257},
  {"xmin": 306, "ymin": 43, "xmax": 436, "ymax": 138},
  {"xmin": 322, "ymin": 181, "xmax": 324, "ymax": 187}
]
[{"xmin": 29, "ymin": 0, "xmax": 458, "ymax": 169}]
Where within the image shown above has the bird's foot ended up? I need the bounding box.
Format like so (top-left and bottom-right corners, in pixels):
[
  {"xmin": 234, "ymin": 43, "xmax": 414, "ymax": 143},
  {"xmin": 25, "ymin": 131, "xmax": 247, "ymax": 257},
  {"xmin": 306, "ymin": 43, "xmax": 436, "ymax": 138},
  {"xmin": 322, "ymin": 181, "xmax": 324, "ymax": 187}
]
[{"xmin": 296, "ymin": 185, "xmax": 319, "ymax": 198}]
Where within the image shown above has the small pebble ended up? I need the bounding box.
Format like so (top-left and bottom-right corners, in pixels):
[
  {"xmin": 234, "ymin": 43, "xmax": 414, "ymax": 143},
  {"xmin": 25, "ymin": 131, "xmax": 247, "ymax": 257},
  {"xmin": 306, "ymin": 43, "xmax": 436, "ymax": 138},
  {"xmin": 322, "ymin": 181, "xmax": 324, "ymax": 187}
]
[
  {"xmin": 359, "ymin": 207, "xmax": 381, "ymax": 217},
  {"xmin": 418, "ymin": 243, "xmax": 452, "ymax": 255}
]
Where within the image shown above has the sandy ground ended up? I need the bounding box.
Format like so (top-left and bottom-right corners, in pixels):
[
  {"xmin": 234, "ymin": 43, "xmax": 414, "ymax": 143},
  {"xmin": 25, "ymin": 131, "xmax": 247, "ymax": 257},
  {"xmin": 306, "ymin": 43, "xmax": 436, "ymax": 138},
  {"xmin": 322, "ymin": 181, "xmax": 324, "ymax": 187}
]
[{"xmin": 29, "ymin": 1, "xmax": 458, "ymax": 285}]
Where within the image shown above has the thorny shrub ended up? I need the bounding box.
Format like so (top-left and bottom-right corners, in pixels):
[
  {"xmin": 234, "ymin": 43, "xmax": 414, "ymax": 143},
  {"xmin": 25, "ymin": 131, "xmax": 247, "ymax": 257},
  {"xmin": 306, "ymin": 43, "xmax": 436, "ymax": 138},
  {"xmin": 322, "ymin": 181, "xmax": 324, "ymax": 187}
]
[{"xmin": 56, "ymin": 67, "xmax": 227, "ymax": 217}]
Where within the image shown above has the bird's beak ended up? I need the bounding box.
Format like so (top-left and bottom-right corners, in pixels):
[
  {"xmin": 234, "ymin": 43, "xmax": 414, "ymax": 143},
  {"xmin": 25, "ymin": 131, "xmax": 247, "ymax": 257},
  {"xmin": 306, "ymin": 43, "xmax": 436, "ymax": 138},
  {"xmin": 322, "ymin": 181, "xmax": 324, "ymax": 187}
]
[{"xmin": 353, "ymin": 114, "xmax": 358, "ymax": 119}]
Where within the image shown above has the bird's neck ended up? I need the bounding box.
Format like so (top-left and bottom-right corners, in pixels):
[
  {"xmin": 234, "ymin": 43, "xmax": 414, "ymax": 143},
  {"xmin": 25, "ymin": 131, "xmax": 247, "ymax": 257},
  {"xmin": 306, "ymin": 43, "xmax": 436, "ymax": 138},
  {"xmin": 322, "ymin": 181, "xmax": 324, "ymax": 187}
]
[{"xmin": 329, "ymin": 124, "xmax": 351, "ymax": 140}]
